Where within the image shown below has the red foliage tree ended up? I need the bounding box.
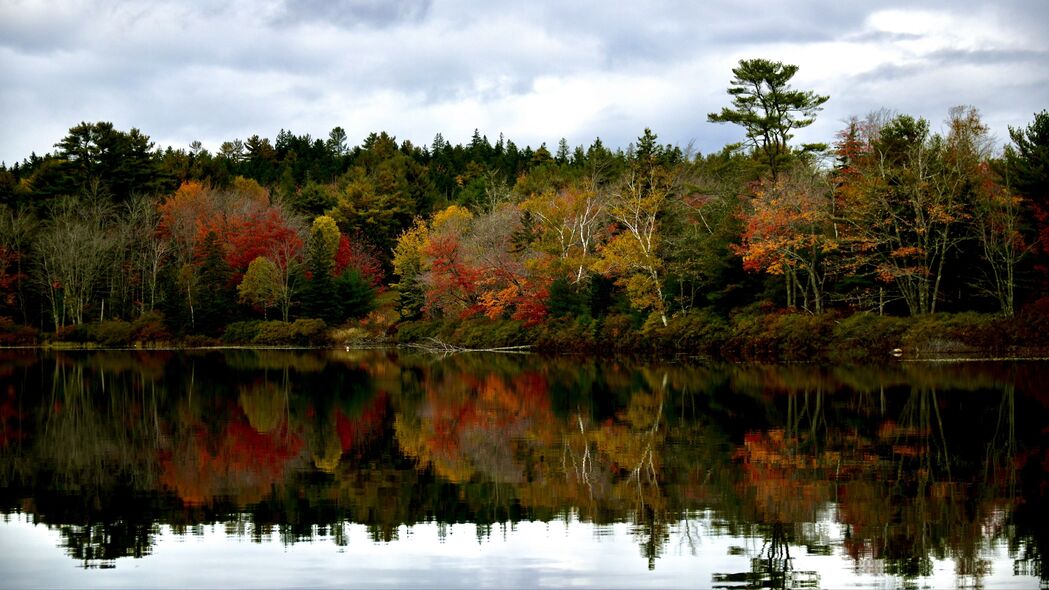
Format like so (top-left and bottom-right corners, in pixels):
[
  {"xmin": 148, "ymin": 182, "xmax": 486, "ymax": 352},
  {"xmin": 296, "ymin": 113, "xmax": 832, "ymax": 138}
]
[
  {"xmin": 423, "ymin": 232, "xmax": 484, "ymax": 318},
  {"xmin": 334, "ymin": 233, "xmax": 385, "ymax": 287}
]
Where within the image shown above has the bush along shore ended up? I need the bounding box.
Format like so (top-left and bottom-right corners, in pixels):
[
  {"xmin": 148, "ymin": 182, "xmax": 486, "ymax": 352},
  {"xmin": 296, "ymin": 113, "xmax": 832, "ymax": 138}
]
[
  {"xmin": 12, "ymin": 302, "xmax": 1049, "ymax": 364},
  {"xmin": 394, "ymin": 304, "xmax": 1049, "ymax": 362}
]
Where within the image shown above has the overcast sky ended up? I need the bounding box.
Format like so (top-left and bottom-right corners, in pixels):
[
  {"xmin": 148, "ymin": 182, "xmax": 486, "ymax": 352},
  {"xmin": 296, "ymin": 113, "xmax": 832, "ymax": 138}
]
[{"xmin": 2, "ymin": 0, "xmax": 1047, "ymax": 165}]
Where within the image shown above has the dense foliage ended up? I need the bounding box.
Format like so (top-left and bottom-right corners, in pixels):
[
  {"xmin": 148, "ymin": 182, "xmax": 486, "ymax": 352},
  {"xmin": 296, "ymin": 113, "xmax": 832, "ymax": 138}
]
[{"xmin": 1, "ymin": 60, "xmax": 1047, "ymax": 354}]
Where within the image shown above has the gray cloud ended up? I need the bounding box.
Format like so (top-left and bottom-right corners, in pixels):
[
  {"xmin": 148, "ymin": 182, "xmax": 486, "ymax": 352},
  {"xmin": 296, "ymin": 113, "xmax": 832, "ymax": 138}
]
[
  {"xmin": 1, "ymin": 0, "xmax": 1047, "ymax": 164},
  {"xmin": 275, "ymin": 0, "xmax": 432, "ymax": 29}
]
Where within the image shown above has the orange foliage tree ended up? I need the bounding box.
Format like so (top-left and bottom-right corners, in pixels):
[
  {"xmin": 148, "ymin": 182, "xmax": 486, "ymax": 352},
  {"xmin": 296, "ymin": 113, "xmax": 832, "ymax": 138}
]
[{"xmin": 736, "ymin": 168, "xmax": 837, "ymax": 313}]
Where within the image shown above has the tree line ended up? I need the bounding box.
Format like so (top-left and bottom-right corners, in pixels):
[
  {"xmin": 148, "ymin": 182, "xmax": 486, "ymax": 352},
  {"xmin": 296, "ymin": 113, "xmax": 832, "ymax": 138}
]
[{"xmin": 1, "ymin": 59, "xmax": 1047, "ymax": 347}]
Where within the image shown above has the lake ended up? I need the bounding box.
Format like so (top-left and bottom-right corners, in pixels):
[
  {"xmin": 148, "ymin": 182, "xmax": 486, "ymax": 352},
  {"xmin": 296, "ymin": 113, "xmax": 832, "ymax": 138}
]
[{"xmin": 0, "ymin": 349, "xmax": 1045, "ymax": 588}]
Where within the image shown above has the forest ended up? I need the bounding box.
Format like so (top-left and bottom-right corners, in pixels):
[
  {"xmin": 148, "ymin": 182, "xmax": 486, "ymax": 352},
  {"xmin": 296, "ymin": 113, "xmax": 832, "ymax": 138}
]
[{"xmin": 1, "ymin": 59, "xmax": 1048, "ymax": 359}]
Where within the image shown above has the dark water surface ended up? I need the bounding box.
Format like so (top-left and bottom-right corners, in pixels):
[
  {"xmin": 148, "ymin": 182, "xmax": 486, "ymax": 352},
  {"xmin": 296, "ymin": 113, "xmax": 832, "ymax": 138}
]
[{"xmin": 0, "ymin": 349, "xmax": 1045, "ymax": 588}]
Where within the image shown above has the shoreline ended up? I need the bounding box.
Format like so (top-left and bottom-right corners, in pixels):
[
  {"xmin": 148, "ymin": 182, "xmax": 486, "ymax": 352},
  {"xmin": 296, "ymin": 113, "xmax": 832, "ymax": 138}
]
[{"xmin": 7, "ymin": 307, "xmax": 1049, "ymax": 364}]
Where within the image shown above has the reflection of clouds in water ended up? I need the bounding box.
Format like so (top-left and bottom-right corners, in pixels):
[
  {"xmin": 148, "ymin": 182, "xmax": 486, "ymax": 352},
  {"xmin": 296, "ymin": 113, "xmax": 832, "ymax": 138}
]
[{"xmin": 0, "ymin": 516, "xmax": 1035, "ymax": 589}]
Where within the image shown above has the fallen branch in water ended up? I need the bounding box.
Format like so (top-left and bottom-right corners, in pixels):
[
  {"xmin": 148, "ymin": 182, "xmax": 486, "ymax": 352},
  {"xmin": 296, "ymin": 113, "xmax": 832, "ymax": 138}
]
[{"xmin": 404, "ymin": 337, "xmax": 532, "ymax": 354}]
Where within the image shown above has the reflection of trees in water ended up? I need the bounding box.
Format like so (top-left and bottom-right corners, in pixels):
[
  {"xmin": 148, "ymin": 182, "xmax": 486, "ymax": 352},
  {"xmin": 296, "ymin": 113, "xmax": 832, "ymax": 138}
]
[
  {"xmin": 0, "ymin": 355, "xmax": 170, "ymax": 567},
  {"xmin": 716, "ymin": 363, "xmax": 1046, "ymax": 588},
  {"xmin": 713, "ymin": 522, "xmax": 820, "ymax": 589},
  {"xmin": 38, "ymin": 359, "xmax": 166, "ymax": 490},
  {"xmin": 239, "ymin": 379, "xmax": 289, "ymax": 434},
  {"xmin": 0, "ymin": 351, "xmax": 1045, "ymax": 583},
  {"xmin": 58, "ymin": 521, "xmax": 158, "ymax": 568}
]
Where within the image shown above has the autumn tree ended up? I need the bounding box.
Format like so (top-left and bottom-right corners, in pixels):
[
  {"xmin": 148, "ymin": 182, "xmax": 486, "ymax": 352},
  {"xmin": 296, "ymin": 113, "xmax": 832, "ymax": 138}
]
[
  {"xmin": 201, "ymin": 195, "xmax": 301, "ymax": 282},
  {"xmin": 595, "ymin": 129, "xmax": 682, "ymax": 326},
  {"xmin": 464, "ymin": 204, "xmax": 548, "ymax": 324},
  {"xmin": 157, "ymin": 179, "xmax": 305, "ymax": 325},
  {"xmin": 520, "ymin": 182, "xmax": 607, "ymax": 286},
  {"xmin": 973, "ymin": 168, "xmax": 1026, "ymax": 315},
  {"xmin": 238, "ymin": 256, "xmax": 281, "ymax": 319},
  {"xmin": 708, "ymin": 59, "xmax": 829, "ymax": 180},
  {"xmin": 941, "ymin": 106, "xmax": 1027, "ymax": 316},
  {"xmin": 420, "ymin": 205, "xmax": 480, "ymax": 318},
  {"xmin": 836, "ymin": 112, "xmax": 975, "ymax": 315},
  {"xmin": 156, "ymin": 180, "xmax": 216, "ymax": 325},
  {"xmin": 0, "ymin": 206, "xmax": 35, "ymax": 323},
  {"xmin": 334, "ymin": 232, "xmax": 384, "ymax": 288},
  {"xmin": 34, "ymin": 198, "xmax": 118, "ymax": 328},
  {"xmin": 311, "ymin": 215, "xmax": 341, "ymax": 262},
  {"xmin": 736, "ymin": 165, "xmax": 837, "ymax": 313},
  {"xmin": 0, "ymin": 244, "xmax": 24, "ymax": 320},
  {"xmin": 392, "ymin": 218, "xmax": 430, "ymax": 320}
]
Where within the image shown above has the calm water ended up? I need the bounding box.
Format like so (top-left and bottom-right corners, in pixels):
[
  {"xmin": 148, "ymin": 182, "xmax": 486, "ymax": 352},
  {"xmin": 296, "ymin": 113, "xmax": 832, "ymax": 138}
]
[{"xmin": 0, "ymin": 349, "xmax": 1045, "ymax": 589}]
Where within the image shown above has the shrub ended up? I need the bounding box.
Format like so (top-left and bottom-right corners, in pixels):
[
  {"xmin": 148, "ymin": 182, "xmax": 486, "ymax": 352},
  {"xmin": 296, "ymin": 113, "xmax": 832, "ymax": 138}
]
[
  {"xmin": 449, "ymin": 318, "xmax": 530, "ymax": 348},
  {"xmin": 253, "ymin": 321, "xmax": 296, "ymax": 345},
  {"xmin": 723, "ymin": 305, "xmax": 834, "ymax": 362},
  {"xmin": 1007, "ymin": 300, "xmax": 1049, "ymax": 348},
  {"xmin": 0, "ymin": 318, "xmax": 37, "ymax": 345},
  {"xmin": 532, "ymin": 316, "xmax": 598, "ymax": 351},
  {"xmin": 357, "ymin": 290, "xmax": 400, "ymax": 337},
  {"xmin": 89, "ymin": 320, "xmax": 134, "ymax": 347},
  {"xmin": 330, "ymin": 326, "xmax": 372, "ymax": 345},
  {"xmin": 224, "ymin": 321, "xmax": 262, "ymax": 344},
  {"xmin": 599, "ymin": 313, "xmax": 643, "ymax": 351},
  {"xmin": 901, "ymin": 312, "xmax": 998, "ymax": 356},
  {"xmin": 395, "ymin": 319, "xmax": 444, "ymax": 344},
  {"xmin": 181, "ymin": 334, "xmax": 218, "ymax": 347},
  {"xmin": 54, "ymin": 324, "xmax": 90, "ymax": 343},
  {"xmin": 290, "ymin": 319, "xmax": 328, "ymax": 346},
  {"xmin": 655, "ymin": 309, "xmax": 731, "ymax": 355},
  {"xmin": 132, "ymin": 311, "xmax": 171, "ymax": 344},
  {"xmin": 723, "ymin": 304, "xmax": 780, "ymax": 360},
  {"xmin": 830, "ymin": 313, "xmax": 908, "ymax": 363}
]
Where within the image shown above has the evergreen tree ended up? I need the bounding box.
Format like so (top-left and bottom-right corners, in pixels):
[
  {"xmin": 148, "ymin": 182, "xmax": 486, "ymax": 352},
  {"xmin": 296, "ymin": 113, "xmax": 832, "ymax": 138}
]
[
  {"xmin": 194, "ymin": 231, "xmax": 235, "ymax": 336},
  {"xmin": 1005, "ymin": 111, "xmax": 1049, "ymax": 203},
  {"xmin": 299, "ymin": 231, "xmax": 338, "ymax": 322},
  {"xmin": 708, "ymin": 59, "xmax": 829, "ymax": 179},
  {"xmin": 334, "ymin": 269, "xmax": 376, "ymax": 320}
]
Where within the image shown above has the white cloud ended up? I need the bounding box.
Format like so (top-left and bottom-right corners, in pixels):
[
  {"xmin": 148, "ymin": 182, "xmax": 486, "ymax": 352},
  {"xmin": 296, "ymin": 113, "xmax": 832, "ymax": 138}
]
[{"xmin": 1, "ymin": 0, "xmax": 1047, "ymax": 164}]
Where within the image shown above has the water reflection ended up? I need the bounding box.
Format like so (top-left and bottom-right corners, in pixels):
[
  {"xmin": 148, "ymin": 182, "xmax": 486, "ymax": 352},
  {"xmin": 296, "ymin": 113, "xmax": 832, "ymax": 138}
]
[{"xmin": 0, "ymin": 349, "xmax": 1046, "ymax": 588}]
